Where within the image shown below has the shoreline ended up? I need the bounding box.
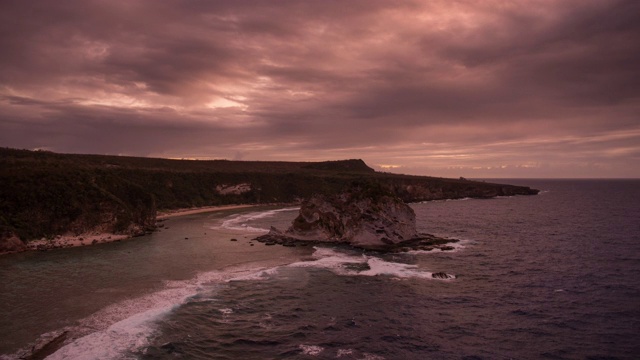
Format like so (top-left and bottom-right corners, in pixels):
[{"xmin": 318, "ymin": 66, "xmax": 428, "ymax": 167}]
[
  {"xmin": 156, "ymin": 204, "xmax": 259, "ymax": 220},
  {"xmin": 1, "ymin": 204, "xmax": 273, "ymax": 256},
  {"xmin": 24, "ymin": 233, "xmax": 131, "ymax": 252}
]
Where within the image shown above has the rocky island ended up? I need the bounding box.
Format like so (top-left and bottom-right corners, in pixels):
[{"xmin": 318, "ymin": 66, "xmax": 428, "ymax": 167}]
[{"xmin": 255, "ymin": 184, "xmax": 459, "ymax": 252}]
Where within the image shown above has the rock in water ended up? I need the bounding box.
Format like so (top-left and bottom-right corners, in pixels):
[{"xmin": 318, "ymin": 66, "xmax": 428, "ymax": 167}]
[
  {"xmin": 283, "ymin": 187, "xmax": 419, "ymax": 250},
  {"xmin": 255, "ymin": 185, "xmax": 460, "ymax": 252},
  {"xmin": 0, "ymin": 232, "xmax": 26, "ymax": 253},
  {"xmin": 431, "ymin": 272, "xmax": 456, "ymax": 279}
]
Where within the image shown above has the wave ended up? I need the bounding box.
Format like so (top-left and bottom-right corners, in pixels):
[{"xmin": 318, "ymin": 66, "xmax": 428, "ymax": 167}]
[
  {"xmin": 46, "ymin": 305, "xmax": 173, "ymax": 360},
  {"xmin": 299, "ymin": 344, "xmax": 324, "ymax": 356},
  {"xmin": 42, "ymin": 263, "xmax": 296, "ymax": 360},
  {"xmin": 214, "ymin": 207, "xmax": 299, "ymax": 233},
  {"xmin": 406, "ymin": 239, "xmax": 470, "ymax": 254},
  {"xmin": 44, "ymin": 245, "xmax": 452, "ymax": 359},
  {"xmin": 297, "ymin": 346, "xmax": 385, "ymax": 359},
  {"xmin": 288, "ymin": 247, "xmax": 456, "ymax": 280}
]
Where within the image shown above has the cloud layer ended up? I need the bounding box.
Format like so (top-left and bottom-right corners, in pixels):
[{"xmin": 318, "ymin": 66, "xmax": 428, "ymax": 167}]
[{"xmin": 1, "ymin": 0, "xmax": 639, "ymax": 177}]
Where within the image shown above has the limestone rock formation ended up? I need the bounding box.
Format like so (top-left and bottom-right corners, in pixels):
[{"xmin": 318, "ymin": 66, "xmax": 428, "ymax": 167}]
[
  {"xmin": 284, "ymin": 190, "xmax": 418, "ymax": 249},
  {"xmin": 255, "ymin": 185, "xmax": 459, "ymax": 252}
]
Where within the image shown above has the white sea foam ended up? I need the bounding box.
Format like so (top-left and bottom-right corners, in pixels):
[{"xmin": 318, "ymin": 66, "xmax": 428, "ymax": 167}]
[
  {"xmin": 227, "ymin": 266, "xmax": 282, "ymax": 281},
  {"xmin": 361, "ymin": 353, "xmax": 386, "ymax": 360},
  {"xmin": 46, "ymin": 305, "xmax": 174, "ymax": 360},
  {"xmin": 406, "ymin": 239, "xmax": 469, "ymax": 254},
  {"xmin": 288, "ymin": 247, "xmax": 367, "ymax": 274},
  {"xmin": 289, "ymin": 247, "xmax": 455, "ymax": 280},
  {"xmin": 336, "ymin": 348, "xmax": 354, "ymax": 357},
  {"xmin": 359, "ymin": 257, "xmax": 432, "ymax": 278},
  {"xmin": 45, "ymin": 263, "xmax": 293, "ymax": 360},
  {"xmin": 45, "ymin": 244, "xmax": 449, "ymax": 359},
  {"xmin": 299, "ymin": 344, "xmax": 324, "ymax": 356},
  {"xmin": 215, "ymin": 207, "xmax": 299, "ymax": 233}
]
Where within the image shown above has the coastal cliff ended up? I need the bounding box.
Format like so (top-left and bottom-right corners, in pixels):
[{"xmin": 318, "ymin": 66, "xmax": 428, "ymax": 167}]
[
  {"xmin": 0, "ymin": 148, "xmax": 538, "ymax": 252},
  {"xmin": 0, "ymin": 165, "xmax": 156, "ymax": 252},
  {"xmin": 256, "ymin": 185, "xmax": 458, "ymax": 251},
  {"xmin": 284, "ymin": 187, "xmax": 418, "ymax": 248}
]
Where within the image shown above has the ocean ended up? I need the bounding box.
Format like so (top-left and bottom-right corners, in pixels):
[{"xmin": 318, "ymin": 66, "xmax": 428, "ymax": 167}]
[{"xmin": 1, "ymin": 179, "xmax": 639, "ymax": 359}]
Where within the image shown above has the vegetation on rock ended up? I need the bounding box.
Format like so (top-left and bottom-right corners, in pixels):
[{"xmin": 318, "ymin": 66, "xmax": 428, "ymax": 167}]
[
  {"xmin": 255, "ymin": 185, "xmax": 464, "ymax": 252},
  {"xmin": 0, "ymin": 147, "xmax": 538, "ymax": 248},
  {"xmin": 283, "ymin": 185, "xmax": 419, "ymax": 248}
]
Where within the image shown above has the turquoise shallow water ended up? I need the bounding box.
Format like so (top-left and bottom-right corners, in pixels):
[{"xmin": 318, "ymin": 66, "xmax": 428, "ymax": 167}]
[{"xmin": 2, "ymin": 180, "xmax": 640, "ymax": 359}]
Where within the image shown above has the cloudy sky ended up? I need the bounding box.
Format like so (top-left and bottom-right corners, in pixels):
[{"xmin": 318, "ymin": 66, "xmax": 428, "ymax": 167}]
[{"xmin": 1, "ymin": 0, "xmax": 638, "ymax": 178}]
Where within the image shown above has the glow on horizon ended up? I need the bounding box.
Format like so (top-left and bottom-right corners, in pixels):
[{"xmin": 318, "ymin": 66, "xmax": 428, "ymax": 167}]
[{"xmin": 0, "ymin": 0, "xmax": 639, "ymax": 178}]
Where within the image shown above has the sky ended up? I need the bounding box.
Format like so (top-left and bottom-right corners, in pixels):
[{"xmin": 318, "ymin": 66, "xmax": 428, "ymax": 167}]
[{"xmin": 1, "ymin": 0, "xmax": 639, "ymax": 178}]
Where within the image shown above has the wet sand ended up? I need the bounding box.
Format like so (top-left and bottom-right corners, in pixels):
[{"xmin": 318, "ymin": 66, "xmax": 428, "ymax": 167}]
[{"xmin": 156, "ymin": 204, "xmax": 259, "ymax": 219}]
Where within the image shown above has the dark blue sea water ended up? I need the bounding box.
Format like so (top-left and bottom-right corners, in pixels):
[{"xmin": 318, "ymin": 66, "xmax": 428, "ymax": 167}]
[{"xmin": 1, "ymin": 180, "xmax": 639, "ymax": 359}]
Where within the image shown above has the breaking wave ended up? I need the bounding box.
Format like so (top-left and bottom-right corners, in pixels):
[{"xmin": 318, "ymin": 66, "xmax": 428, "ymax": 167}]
[
  {"xmin": 214, "ymin": 207, "xmax": 299, "ymax": 232},
  {"xmin": 42, "ymin": 263, "xmax": 295, "ymax": 360},
  {"xmin": 41, "ymin": 245, "xmax": 454, "ymax": 359},
  {"xmin": 289, "ymin": 247, "xmax": 456, "ymax": 280}
]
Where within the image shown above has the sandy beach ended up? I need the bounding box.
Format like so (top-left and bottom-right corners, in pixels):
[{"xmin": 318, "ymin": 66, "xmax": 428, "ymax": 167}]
[
  {"xmin": 25, "ymin": 233, "xmax": 131, "ymax": 251},
  {"xmin": 2, "ymin": 204, "xmax": 262, "ymax": 255},
  {"xmin": 156, "ymin": 204, "xmax": 258, "ymax": 220}
]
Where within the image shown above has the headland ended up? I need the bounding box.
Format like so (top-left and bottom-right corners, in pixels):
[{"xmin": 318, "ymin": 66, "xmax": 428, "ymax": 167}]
[{"xmin": 0, "ymin": 147, "xmax": 539, "ymax": 254}]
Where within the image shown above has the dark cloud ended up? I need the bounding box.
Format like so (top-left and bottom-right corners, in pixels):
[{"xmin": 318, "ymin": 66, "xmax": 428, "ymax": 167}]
[{"xmin": 0, "ymin": 0, "xmax": 639, "ymax": 177}]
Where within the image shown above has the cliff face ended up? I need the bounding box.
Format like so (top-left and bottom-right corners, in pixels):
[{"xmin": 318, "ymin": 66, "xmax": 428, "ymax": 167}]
[
  {"xmin": 285, "ymin": 190, "xmax": 418, "ymax": 249},
  {"xmin": 0, "ymin": 162, "xmax": 156, "ymax": 250}
]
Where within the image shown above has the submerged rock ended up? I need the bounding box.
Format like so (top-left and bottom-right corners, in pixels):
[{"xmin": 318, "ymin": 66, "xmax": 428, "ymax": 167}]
[
  {"xmin": 19, "ymin": 330, "xmax": 68, "ymax": 360},
  {"xmin": 432, "ymin": 272, "xmax": 456, "ymax": 279},
  {"xmin": 0, "ymin": 232, "xmax": 26, "ymax": 253}
]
